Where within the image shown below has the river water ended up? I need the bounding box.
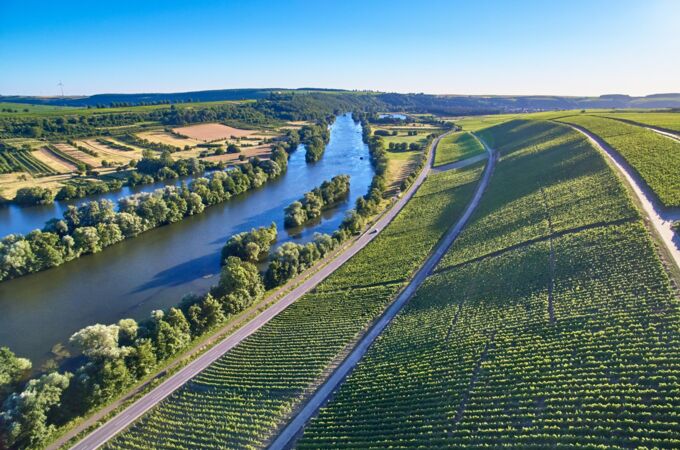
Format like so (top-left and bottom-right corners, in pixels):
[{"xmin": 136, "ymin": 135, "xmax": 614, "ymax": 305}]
[{"xmin": 0, "ymin": 113, "xmax": 374, "ymax": 367}]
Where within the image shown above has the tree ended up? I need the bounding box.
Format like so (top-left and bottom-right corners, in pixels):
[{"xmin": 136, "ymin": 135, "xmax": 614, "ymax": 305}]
[
  {"xmin": 0, "ymin": 347, "xmax": 31, "ymax": 400},
  {"xmin": 187, "ymin": 294, "xmax": 225, "ymax": 335},
  {"xmin": 125, "ymin": 338, "xmax": 156, "ymax": 378},
  {"xmin": 26, "ymin": 230, "xmax": 64, "ymax": 269},
  {"xmin": 97, "ymin": 358, "xmax": 132, "ymax": 402},
  {"xmin": 212, "ymin": 257, "xmax": 264, "ymax": 314},
  {"xmin": 114, "ymin": 212, "xmax": 144, "ymax": 238},
  {"xmin": 117, "ymin": 319, "xmax": 138, "ymax": 347},
  {"xmin": 283, "ymin": 201, "xmax": 307, "ymax": 227},
  {"xmin": 166, "ymin": 308, "xmax": 191, "ymax": 338},
  {"xmin": 69, "ymin": 324, "xmax": 126, "ymax": 361},
  {"xmin": 198, "ymin": 294, "xmax": 225, "ymax": 331},
  {"xmin": 226, "ymin": 143, "xmax": 241, "ymax": 154},
  {"xmin": 13, "ymin": 187, "xmax": 54, "ymax": 205},
  {"xmin": 264, "ymin": 242, "xmax": 301, "ymax": 288},
  {"xmin": 221, "ymin": 223, "xmax": 277, "ymax": 263},
  {"xmin": 72, "ymin": 226, "xmax": 101, "ymax": 254},
  {"xmin": 0, "ymin": 236, "xmax": 37, "ymax": 281},
  {"xmin": 0, "ymin": 371, "xmax": 71, "ymax": 449},
  {"xmin": 154, "ymin": 320, "xmax": 188, "ymax": 360}
]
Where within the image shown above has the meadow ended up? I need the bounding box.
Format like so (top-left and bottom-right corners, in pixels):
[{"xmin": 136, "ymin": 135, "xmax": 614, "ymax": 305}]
[{"xmin": 296, "ymin": 120, "xmax": 679, "ymax": 449}]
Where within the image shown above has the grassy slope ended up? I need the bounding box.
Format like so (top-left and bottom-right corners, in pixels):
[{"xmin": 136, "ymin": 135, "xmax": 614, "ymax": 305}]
[
  {"xmin": 105, "ymin": 162, "xmax": 486, "ymax": 450},
  {"xmin": 433, "ymin": 131, "xmax": 485, "ymax": 167},
  {"xmin": 296, "ymin": 120, "xmax": 679, "ymax": 449}
]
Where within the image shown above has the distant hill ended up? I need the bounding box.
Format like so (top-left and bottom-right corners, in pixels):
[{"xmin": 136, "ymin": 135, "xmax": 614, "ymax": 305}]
[{"xmin": 2, "ymin": 88, "xmax": 680, "ymax": 112}]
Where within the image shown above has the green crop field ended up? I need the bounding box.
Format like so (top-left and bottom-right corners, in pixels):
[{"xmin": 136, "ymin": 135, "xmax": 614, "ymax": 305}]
[
  {"xmin": 105, "ymin": 162, "xmax": 486, "ymax": 449},
  {"xmin": 556, "ymin": 115, "xmax": 680, "ymax": 207},
  {"xmin": 296, "ymin": 120, "xmax": 679, "ymax": 449},
  {"xmin": 433, "ymin": 131, "xmax": 485, "ymax": 167}
]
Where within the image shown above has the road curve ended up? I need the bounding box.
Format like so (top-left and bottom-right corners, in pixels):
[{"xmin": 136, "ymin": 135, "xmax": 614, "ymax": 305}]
[
  {"xmin": 68, "ymin": 130, "xmax": 456, "ymax": 450},
  {"xmin": 566, "ymin": 123, "xmax": 680, "ymax": 271},
  {"xmin": 268, "ymin": 135, "xmax": 496, "ymax": 450}
]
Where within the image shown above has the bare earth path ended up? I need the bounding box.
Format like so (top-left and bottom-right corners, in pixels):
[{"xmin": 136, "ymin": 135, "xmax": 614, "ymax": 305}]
[
  {"xmin": 268, "ymin": 135, "xmax": 496, "ymax": 450},
  {"xmin": 566, "ymin": 124, "xmax": 680, "ymax": 271},
  {"xmin": 67, "ymin": 130, "xmax": 456, "ymax": 450}
]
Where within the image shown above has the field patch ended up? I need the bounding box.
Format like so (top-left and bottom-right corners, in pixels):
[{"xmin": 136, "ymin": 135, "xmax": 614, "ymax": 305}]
[
  {"xmin": 52, "ymin": 143, "xmax": 100, "ymax": 167},
  {"xmin": 203, "ymin": 144, "xmax": 272, "ymax": 164},
  {"xmin": 137, "ymin": 130, "xmax": 201, "ymax": 149},
  {"xmin": 78, "ymin": 139, "xmax": 142, "ymax": 163},
  {"xmin": 35, "ymin": 147, "xmax": 77, "ymax": 172},
  {"xmin": 173, "ymin": 122, "xmax": 257, "ymax": 141},
  {"xmin": 434, "ymin": 131, "xmax": 485, "ymax": 167}
]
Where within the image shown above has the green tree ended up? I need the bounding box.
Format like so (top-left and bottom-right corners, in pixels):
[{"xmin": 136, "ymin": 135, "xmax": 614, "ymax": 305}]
[
  {"xmin": 0, "ymin": 372, "xmax": 71, "ymax": 449},
  {"xmin": 0, "ymin": 347, "xmax": 31, "ymax": 399}
]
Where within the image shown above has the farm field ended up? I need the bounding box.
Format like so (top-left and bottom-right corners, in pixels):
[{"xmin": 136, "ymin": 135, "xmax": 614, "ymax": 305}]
[
  {"xmin": 556, "ymin": 114, "xmax": 680, "ymax": 207},
  {"xmin": 173, "ymin": 122, "xmax": 257, "ymax": 141},
  {"xmin": 76, "ymin": 139, "xmax": 143, "ymax": 163},
  {"xmin": 105, "ymin": 161, "xmax": 486, "ymax": 450},
  {"xmin": 296, "ymin": 119, "xmax": 679, "ymax": 449},
  {"xmin": 136, "ymin": 130, "xmax": 202, "ymax": 149},
  {"xmin": 433, "ymin": 131, "xmax": 485, "ymax": 167},
  {"xmin": 52, "ymin": 142, "xmax": 100, "ymax": 167},
  {"xmin": 202, "ymin": 144, "xmax": 272, "ymax": 164},
  {"xmin": 34, "ymin": 147, "xmax": 76, "ymax": 172}
]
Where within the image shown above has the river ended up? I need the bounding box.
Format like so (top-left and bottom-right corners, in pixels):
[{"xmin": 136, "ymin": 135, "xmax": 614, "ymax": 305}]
[{"xmin": 0, "ymin": 113, "xmax": 374, "ymax": 368}]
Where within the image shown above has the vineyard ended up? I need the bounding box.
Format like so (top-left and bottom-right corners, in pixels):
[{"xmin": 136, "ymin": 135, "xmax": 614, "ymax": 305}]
[
  {"xmin": 296, "ymin": 120, "xmax": 680, "ymax": 449},
  {"xmin": 433, "ymin": 131, "xmax": 485, "ymax": 167},
  {"xmin": 105, "ymin": 161, "xmax": 486, "ymax": 449},
  {"xmin": 555, "ymin": 115, "xmax": 680, "ymax": 207},
  {"xmin": 0, "ymin": 143, "xmax": 57, "ymax": 175},
  {"xmin": 593, "ymin": 111, "xmax": 680, "ymax": 133}
]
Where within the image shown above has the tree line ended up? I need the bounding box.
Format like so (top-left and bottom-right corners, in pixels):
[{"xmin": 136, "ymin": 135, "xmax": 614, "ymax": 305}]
[
  {"xmin": 284, "ymin": 175, "xmax": 350, "ymax": 228},
  {"xmin": 12, "ymin": 151, "xmax": 213, "ymax": 206},
  {"xmin": 300, "ymin": 120, "xmax": 332, "ymax": 163},
  {"xmin": 0, "ymin": 148, "xmax": 289, "ymax": 282}
]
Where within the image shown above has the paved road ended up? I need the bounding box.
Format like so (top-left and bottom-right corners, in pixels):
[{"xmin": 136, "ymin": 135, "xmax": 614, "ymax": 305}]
[
  {"xmin": 431, "ymin": 152, "xmax": 487, "ymax": 173},
  {"xmin": 268, "ymin": 135, "xmax": 496, "ymax": 450},
  {"xmin": 68, "ymin": 130, "xmax": 456, "ymax": 450},
  {"xmin": 567, "ymin": 124, "xmax": 680, "ymax": 271}
]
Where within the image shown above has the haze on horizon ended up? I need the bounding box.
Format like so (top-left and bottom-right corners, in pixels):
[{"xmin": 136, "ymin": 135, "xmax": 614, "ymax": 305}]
[{"xmin": 1, "ymin": 0, "xmax": 679, "ymax": 97}]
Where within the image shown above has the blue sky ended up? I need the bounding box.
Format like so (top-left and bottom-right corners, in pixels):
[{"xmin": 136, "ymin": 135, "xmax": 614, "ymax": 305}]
[{"xmin": 1, "ymin": 0, "xmax": 678, "ymax": 96}]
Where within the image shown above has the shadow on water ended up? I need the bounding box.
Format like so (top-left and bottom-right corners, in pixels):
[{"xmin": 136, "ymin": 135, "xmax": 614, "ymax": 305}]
[{"xmin": 0, "ymin": 113, "xmax": 374, "ymax": 368}]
